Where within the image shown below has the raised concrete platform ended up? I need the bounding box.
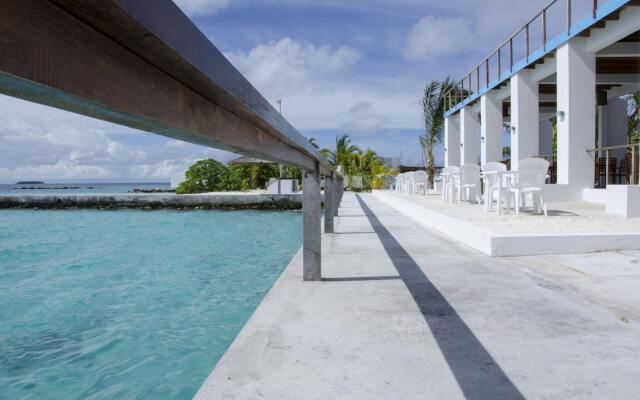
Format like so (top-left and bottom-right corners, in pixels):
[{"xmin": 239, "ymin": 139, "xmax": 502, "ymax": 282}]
[
  {"xmin": 373, "ymin": 190, "xmax": 640, "ymax": 256},
  {"xmin": 0, "ymin": 192, "xmax": 305, "ymax": 210},
  {"xmin": 195, "ymin": 192, "xmax": 640, "ymax": 399}
]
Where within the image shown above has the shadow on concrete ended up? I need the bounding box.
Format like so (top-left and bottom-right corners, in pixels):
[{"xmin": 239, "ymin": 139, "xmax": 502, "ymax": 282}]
[
  {"xmin": 330, "ymin": 231, "xmax": 376, "ymax": 235},
  {"xmin": 546, "ymin": 210, "xmax": 580, "ymax": 217},
  {"xmin": 322, "ymin": 275, "xmax": 401, "ymax": 282},
  {"xmin": 355, "ymin": 194, "xmax": 525, "ymax": 400}
]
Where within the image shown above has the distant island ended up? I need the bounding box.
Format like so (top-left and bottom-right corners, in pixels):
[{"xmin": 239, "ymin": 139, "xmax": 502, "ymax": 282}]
[{"xmin": 16, "ymin": 181, "xmax": 44, "ymax": 184}]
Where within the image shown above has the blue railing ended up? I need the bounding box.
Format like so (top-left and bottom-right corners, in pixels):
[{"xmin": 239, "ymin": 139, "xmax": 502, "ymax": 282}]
[{"xmin": 444, "ymin": 0, "xmax": 632, "ymax": 117}]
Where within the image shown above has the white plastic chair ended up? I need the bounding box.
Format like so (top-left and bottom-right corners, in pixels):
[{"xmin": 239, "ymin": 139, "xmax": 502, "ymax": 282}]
[
  {"xmin": 441, "ymin": 166, "xmax": 459, "ymax": 203},
  {"xmin": 481, "ymin": 162, "xmax": 507, "ymax": 212},
  {"xmin": 405, "ymin": 171, "xmax": 415, "ymax": 194},
  {"xmin": 506, "ymin": 158, "xmax": 550, "ymax": 216},
  {"xmin": 454, "ymin": 164, "xmax": 481, "ymax": 204},
  {"xmin": 413, "ymin": 171, "xmax": 428, "ymax": 195}
]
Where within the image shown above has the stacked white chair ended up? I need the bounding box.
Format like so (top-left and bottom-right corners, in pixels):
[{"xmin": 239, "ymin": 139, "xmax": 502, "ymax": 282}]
[
  {"xmin": 413, "ymin": 170, "xmax": 428, "ymax": 195},
  {"xmin": 440, "ymin": 166, "xmax": 459, "ymax": 203},
  {"xmin": 454, "ymin": 164, "xmax": 481, "ymax": 204},
  {"xmin": 392, "ymin": 171, "xmax": 431, "ymax": 196},
  {"xmin": 481, "ymin": 162, "xmax": 507, "ymax": 212},
  {"xmin": 403, "ymin": 171, "xmax": 413, "ymax": 194},
  {"xmin": 506, "ymin": 158, "xmax": 549, "ymax": 216}
]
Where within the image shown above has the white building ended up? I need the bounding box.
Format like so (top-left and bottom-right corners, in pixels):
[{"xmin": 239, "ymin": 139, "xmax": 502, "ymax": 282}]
[{"xmin": 443, "ymin": 0, "xmax": 640, "ymax": 217}]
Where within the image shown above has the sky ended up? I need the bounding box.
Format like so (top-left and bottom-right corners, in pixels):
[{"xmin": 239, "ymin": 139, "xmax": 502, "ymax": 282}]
[{"xmin": 0, "ymin": 0, "xmax": 547, "ymax": 183}]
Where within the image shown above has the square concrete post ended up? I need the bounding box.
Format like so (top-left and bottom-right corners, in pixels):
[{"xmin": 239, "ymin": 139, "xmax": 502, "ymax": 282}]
[
  {"xmin": 334, "ymin": 176, "xmax": 341, "ymax": 216},
  {"xmin": 480, "ymin": 92, "xmax": 503, "ymax": 165},
  {"xmin": 324, "ymin": 174, "xmax": 334, "ymax": 234},
  {"xmin": 303, "ymin": 162, "xmax": 321, "ymax": 281},
  {"xmin": 510, "ymin": 71, "xmax": 539, "ymax": 170},
  {"xmin": 556, "ymin": 38, "xmax": 596, "ymax": 187},
  {"xmin": 460, "ymin": 106, "xmax": 480, "ymax": 165},
  {"xmin": 444, "ymin": 114, "xmax": 461, "ymax": 166}
]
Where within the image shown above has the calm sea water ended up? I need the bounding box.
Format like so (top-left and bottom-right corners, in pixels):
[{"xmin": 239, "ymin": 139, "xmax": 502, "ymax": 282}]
[
  {"xmin": 0, "ymin": 209, "xmax": 302, "ymax": 399},
  {"xmin": 0, "ymin": 182, "xmax": 171, "ymax": 195}
]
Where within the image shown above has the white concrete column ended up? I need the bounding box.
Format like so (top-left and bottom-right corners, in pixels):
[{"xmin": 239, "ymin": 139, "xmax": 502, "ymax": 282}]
[
  {"xmin": 480, "ymin": 92, "xmax": 503, "ymax": 165},
  {"xmin": 556, "ymin": 38, "xmax": 596, "ymax": 187},
  {"xmin": 303, "ymin": 162, "xmax": 321, "ymax": 281},
  {"xmin": 510, "ymin": 71, "xmax": 539, "ymax": 170},
  {"xmin": 460, "ymin": 106, "xmax": 480, "ymax": 165},
  {"xmin": 444, "ymin": 114, "xmax": 461, "ymax": 166}
]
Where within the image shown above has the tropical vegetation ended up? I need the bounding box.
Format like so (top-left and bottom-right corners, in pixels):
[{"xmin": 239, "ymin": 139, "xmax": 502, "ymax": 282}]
[
  {"xmin": 177, "ymin": 134, "xmax": 395, "ymax": 194},
  {"xmin": 176, "ymin": 159, "xmax": 301, "ymax": 194},
  {"xmin": 419, "ymin": 77, "xmax": 456, "ymax": 187},
  {"xmin": 622, "ymin": 91, "xmax": 640, "ymax": 144},
  {"xmin": 320, "ymin": 134, "xmax": 396, "ymax": 191}
]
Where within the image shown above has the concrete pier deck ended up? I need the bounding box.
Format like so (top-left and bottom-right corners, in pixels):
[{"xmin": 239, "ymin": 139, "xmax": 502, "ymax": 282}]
[{"xmin": 195, "ymin": 192, "xmax": 640, "ymax": 399}]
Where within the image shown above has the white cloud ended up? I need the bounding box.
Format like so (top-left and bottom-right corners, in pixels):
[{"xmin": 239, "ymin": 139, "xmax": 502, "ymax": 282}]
[
  {"xmin": 226, "ymin": 38, "xmax": 360, "ymax": 96},
  {"xmin": 0, "ymin": 95, "xmax": 234, "ymax": 183},
  {"xmin": 404, "ymin": 16, "xmax": 473, "ymax": 60},
  {"xmin": 225, "ymin": 37, "xmax": 419, "ymax": 132},
  {"xmin": 0, "ymin": 161, "xmax": 114, "ymax": 182},
  {"xmin": 173, "ymin": 0, "xmax": 231, "ymax": 16},
  {"xmin": 404, "ymin": 1, "xmax": 547, "ymax": 62}
]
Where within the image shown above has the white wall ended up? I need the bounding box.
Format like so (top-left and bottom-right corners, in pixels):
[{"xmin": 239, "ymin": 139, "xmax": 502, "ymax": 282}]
[
  {"xmin": 510, "ymin": 71, "xmax": 539, "ymax": 170},
  {"xmin": 444, "ymin": 114, "xmax": 461, "ymax": 167},
  {"xmin": 556, "ymin": 38, "xmax": 596, "ymax": 188},
  {"xmin": 460, "ymin": 107, "xmax": 480, "ymax": 165},
  {"xmin": 481, "ymin": 93, "xmax": 503, "ymax": 165}
]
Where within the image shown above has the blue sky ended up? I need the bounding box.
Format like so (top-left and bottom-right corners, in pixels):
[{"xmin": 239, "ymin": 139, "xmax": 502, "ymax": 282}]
[{"xmin": 0, "ymin": 0, "xmax": 545, "ymax": 183}]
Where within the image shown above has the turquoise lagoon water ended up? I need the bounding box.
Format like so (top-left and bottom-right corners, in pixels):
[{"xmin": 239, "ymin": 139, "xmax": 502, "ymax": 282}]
[{"xmin": 0, "ymin": 209, "xmax": 302, "ymax": 399}]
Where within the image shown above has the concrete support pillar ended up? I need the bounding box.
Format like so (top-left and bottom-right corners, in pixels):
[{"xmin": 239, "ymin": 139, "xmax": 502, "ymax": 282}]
[
  {"xmin": 303, "ymin": 162, "xmax": 321, "ymax": 281},
  {"xmin": 510, "ymin": 71, "xmax": 539, "ymax": 170},
  {"xmin": 556, "ymin": 38, "xmax": 596, "ymax": 187},
  {"xmin": 480, "ymin": 92, "xmax": 503, "ymax": 165},
  {"xmin": 444, "ymin": 114, "xmax": 461, "ymax": 166},
  {"xmin": 334, "ymin": 177, "xmax": 342, "ymax": 216},
  {"xmin": 460, "ymin": 106, "xmax": 480, "ymax": 165},
  {"xmin": 324, "ymin": 174, "xmax": 334, "ymax": 234}
]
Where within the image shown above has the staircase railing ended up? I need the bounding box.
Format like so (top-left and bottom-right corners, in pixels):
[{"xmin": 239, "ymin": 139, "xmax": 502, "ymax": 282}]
[
  {"xmin": 587, "ymin": 143, "xmax": 640, "ymax": 186},
  {"xmin": 444, "ymin": 0, "xmax": 619, "ymax": 114}
]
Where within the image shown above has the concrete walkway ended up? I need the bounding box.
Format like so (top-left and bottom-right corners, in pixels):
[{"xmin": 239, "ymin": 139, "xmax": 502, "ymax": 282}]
[{"xmin": 195, "ymin": 193, "xmax": 640, "ymax": 399}]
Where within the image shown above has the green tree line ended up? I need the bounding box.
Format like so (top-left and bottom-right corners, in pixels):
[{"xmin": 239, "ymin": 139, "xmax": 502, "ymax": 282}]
[{"xmin": 177, "ymin": 135, "xmax": 396, "ymax": 194}]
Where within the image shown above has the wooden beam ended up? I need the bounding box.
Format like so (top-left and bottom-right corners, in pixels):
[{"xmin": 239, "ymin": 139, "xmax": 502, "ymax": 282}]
[{"xmin": 0, "ymin": 0, "xmax": 333, "ymax": 174}]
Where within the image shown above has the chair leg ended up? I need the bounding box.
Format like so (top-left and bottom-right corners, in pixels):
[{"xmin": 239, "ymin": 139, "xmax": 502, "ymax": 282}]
[
  {"xmin": 530, "ymin": 193, "xmax": 537, "ymax": 213},
  {"xmin": 515, "ymin": 191, "xmax": 520, "ymax": 216},
  {"xmin": 504, "ymin": 192, "xmax": 511, "ymax": 215},
  {"xmin": 539, "ymin": 192, "xmax": 547, "ymax": 216},
  {"xmin": 485, "ymin": 189, "xmax": 491, "ymax": 212}
]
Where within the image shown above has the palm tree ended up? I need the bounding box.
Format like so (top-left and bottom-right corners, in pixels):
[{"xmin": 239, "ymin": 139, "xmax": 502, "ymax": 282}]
[
  {"xmin": 621, "ymin": 92, "xmax": 640, "ymax": 143},
  {"xmin": 421, "ymin": 77, "xmax": 457, "ymax": 187},
  {"xmin": 332, "ymin": 134, "xmax": 360, "ymax": 174},
  {"xmin": 308, "ymin": 136, "xmax": 332, "ymax": 162},
  {"xmin": 355, "ymin": 149, "xmax": 382, "ymax": 189}
]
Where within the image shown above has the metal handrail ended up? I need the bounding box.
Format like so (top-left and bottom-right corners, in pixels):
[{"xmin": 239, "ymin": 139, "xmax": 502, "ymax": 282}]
[
  {"xmin": 586, "ymin": 143, "xmax": 640, "ymax": 152},
  {"xmin": 587, "ymin": 143, "xmax": 640, "ymax": 186},
  {"xmin": 444, "ymin": 0, "xmax": 602, "ymax": 112}
]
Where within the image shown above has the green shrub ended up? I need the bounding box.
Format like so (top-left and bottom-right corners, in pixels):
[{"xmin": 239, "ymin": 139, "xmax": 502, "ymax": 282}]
[{"xmin": 176, "ymin": 159, "xmax": 229, "ymax": 194}]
